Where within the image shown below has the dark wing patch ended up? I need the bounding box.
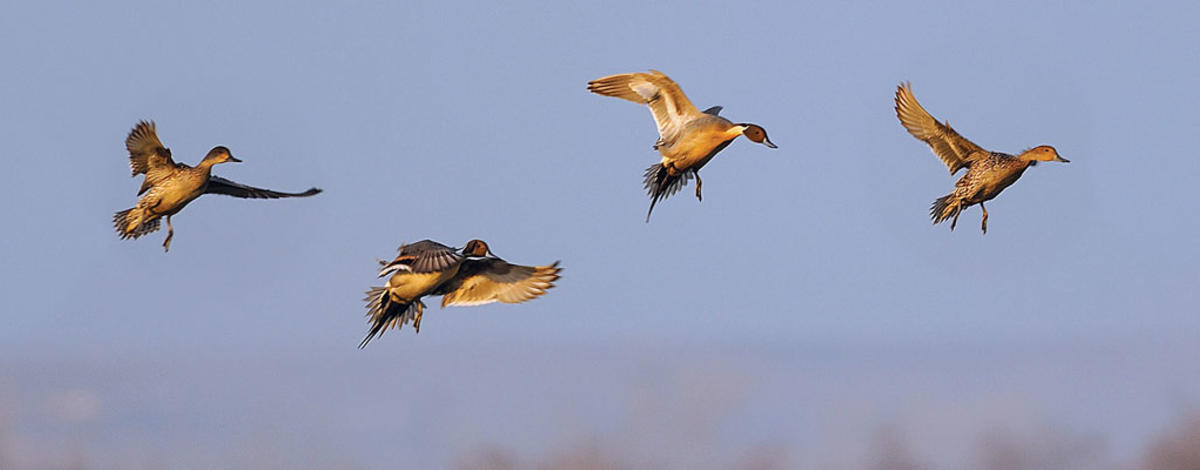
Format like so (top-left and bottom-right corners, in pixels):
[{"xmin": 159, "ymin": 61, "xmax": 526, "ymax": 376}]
[
  {"xmin": 381, "ymin": 240, "xmax": 464, "ymax": 274},
  {"xmin": 204, "ymin": 176, "xmax": 323, "ymax": 199}
]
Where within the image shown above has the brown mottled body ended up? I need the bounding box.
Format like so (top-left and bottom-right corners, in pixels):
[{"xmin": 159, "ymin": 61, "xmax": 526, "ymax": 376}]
[
  {"xmin": 894, "ymin": 83, "xmax": 1068, "ymax": 233},
  {"xmin": 123, "ymin": 163, "xmax": 215, "ymax": 228},
  {"xmin": 935, "ymin": 153, "xmax": 1032, "ymax": 231},
  {"xmin": 950, "ymin": 153, "xmax": 1031, "ymax": 206},
  {"xmin": 113, "ymin": 120, "xmax": 322, "ymax": 251}
]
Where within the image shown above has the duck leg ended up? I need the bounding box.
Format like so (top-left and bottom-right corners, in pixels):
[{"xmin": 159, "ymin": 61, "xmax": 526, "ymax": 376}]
[
  {"xmin": 980, "ymin": 202, "xmax": 989, "ymax": 234},
  {"xmin": 412, "ymin": 302, "xmax": 424, "ymax": 333},
  {"xmin": 162, "ymin": 215, "xmax": 174, "ymax": 252},
  {"xmin": 694, "ymin": 171, "xmax": 703, "ymax": 202}
]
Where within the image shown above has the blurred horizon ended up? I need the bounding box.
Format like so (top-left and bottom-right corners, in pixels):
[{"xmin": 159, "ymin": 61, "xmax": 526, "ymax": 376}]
[{"xmin": 3, "ymin": 339, "xmax": 1200, "ymax": 469}]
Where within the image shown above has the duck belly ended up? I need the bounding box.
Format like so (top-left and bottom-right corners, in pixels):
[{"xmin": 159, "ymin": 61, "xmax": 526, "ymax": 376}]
[
  {"xmin": 967, "ymin": 169, "xmax": 1027, "ymax": 204},
  {"xmin": 660, "ymin": 135, "xmax": 735, "ymax": 172},
  {"xmin": 154, "ymin": 191, "xmax": 201, "ymax": 215},
  {"xmin": 386, "ymin": 268, "xmax": 459, "ymax": 302},
  {"xmin": 136, "ymin": 185, "xmax": 199, "ymax": 217}
]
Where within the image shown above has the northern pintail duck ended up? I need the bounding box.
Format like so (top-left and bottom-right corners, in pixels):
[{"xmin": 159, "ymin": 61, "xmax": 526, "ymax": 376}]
[
  {"xmin": 894, "ymin": 83, "xmax": 1069, "ymax": 233},
  {"xmin": 360, "ymin": 239, "xmax": 561, "ymax": 347},
  {"xmin": 113, "ymin": 121, "xmax": 322, "ymax": 251},
  {"xmin": 588, "ymin": 70, "xmax": 777, "ymax": 221}
]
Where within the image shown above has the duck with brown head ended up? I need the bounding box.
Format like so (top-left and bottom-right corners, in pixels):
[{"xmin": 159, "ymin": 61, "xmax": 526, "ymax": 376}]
[
  {"xmin": 199, "ymin": 146, "xmax": 241, "ymax": 166},
  {"xmin": 461, "ymin": 239, "xmax": 492, "ymax": 258},
  {"xmin": 588, "ymin": 70, "xmax": 778, "ymax": 221},
  {"xmin": 894, "ymin": 83, "xmax": 1070, "ymax": 234},
  {"xmin": 113, "ymin": 121, "xmax": 322, "ymax": 251},
  {"xmin": 738, "ymin": 124, "xmax": 777, "ymax": 149},
  {"xmin": 360, "ymin": 238, "xmax": 561, "ymax": 347},
  {"xmin": 1018, "ymin": 145, "xmax": 1070, "ymax": 165}
]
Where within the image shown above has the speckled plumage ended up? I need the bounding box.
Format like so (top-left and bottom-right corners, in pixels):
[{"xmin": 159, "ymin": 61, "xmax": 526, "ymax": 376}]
[
  {"xmin": 113, "ymin": 121, "xmax": 322, "ymax": 251},
  {"xmin": 930, "ymin": 152, "xmax": 1032, "ymax": 228},
  {"xmin": 894, "ymin": 83, "xmax": 1069, "ymax": 233}
]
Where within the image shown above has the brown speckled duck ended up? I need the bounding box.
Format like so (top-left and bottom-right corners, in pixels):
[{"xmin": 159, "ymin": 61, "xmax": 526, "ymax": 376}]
[
  {"xmin": 588, "ymin": 70, "xmax": 776, "ymax": 221},
  {"xmin": 113, "ymin": 121, "xmax": 322, "ymax": 251},
  {"xmin": 894, "ymin": 83, "xmax": 1069, "ymax": 233},
  {"xmin": 360, "ymin": 239, "xmax": 561, "ymax": 347}
]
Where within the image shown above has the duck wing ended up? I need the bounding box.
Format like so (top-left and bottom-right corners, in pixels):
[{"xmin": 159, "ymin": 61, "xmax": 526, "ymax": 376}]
[
  {"xmin": 434, "ymin": 258, "xmax": 561, "ymax": 307},
  {"xmin": 204, "ymin": 175, "xmax": 322, "ymax": 199},
  {"xmin": 894, "ymin": 83, "xmax": 986, "ymax": 174},
  {"xmin": 125, "ymin": 120, "xmax": 180, "ymax": 194},
  {"xmin": 588, "ymin": 70, "xmax": 703, "ymax": 144},
  {"xmin": 378, "ymin": 240, "xmax": 464, "ymax": 276}
]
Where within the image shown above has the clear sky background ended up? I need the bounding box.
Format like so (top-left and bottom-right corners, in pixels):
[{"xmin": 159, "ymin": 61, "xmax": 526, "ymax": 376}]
[{"xmin": 1, "ymin": 1, "xmax": 1198, "ymax": 468}]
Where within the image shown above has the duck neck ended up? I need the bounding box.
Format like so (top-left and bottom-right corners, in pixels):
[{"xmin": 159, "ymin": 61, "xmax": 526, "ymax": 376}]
[
  {"xmin": 195, "ymin": 158, "xmax": 220, "ymax": 173},
  {"xmin": 1013, "ymin": 153, "xmax": 1039, "ymax": 167},
  {"xmin": 724, "ymin": 125, "xmax": 748, "ymax": 140}
]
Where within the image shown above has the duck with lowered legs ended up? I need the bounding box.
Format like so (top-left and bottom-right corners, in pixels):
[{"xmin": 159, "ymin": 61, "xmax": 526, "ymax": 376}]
[
  {"xmin": 588, "ymin": 70, "xmax": 776, "ymax": 221},
  {"xmin": 894, "ymin": 83, "xmax": 1069, "ymax": 233},
  {"xmin": 113, "ymin": 121, "xmax": 322, "ymax": 251},
  {"xmin": 360, "ymin": 239, "xmax": 561, "ymax": 347}
]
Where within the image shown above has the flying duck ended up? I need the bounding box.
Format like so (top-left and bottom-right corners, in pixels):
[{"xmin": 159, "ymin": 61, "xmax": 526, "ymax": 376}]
[{"xmin": 588, "ymin": 70, "xmax": 776, "ymax": 221}]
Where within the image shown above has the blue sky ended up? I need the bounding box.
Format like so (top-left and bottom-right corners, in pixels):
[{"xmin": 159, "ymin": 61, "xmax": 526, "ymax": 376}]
[{"xmin": 1, "ymin": 1, "xmax": 1198, "ymax": 468}]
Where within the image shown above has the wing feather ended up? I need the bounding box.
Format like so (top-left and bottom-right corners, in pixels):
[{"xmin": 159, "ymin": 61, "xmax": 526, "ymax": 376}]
[
  {"xmin": 436, "ymin": 259, "xmax": 561, "ymax": 307},
  {"xmin": 203, "ymin": 175, "xmax": 322, "ymax": 199},
  {"xmin": 379, "ymin": 240, "xmax": 464, "ymax": 275},
  {"xmin": 125, "ymin": 120, "xmax": 179, "ymax": 194},
  {"xmin": 894, "ymin": 83, "xmax": 987, "ymax": 174},
  {"xmin": 588, "ymin": 70, "xmax": 703, "ymax": 144}
]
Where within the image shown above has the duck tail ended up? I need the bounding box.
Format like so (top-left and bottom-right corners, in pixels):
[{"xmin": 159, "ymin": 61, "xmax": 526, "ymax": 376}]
[
  {"xmin": 113, "ymin": 208, "xmax": 161, "ymax": 240},
  {"xmin": 929, "ymin": 195, "xmax": 961, "ymax": 227},
  {"xmin": 642, "ymin": 163, "xmax": 693, "ymax": 222},
  {"xmin": 359, "ymin": 287, "xmax": 425, "ymax": 348}
]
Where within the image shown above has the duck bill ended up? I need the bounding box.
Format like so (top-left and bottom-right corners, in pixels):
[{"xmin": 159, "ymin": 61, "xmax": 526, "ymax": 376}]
[
  {"xmin": 1054, "ymin": 155, "xmax": 1069, "ymax": 163},
  {"xmin": 762, "ymin": 138, "xmax": 778, "ymax": 149},
  {"xmin": 227, "ymin": 155, "xmax": 243, "ymax": 163}
]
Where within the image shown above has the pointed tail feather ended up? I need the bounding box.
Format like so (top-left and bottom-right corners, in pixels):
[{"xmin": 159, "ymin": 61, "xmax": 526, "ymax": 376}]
[
  {"xmin": 113, "ymin": 208, "xmax": 161, "ymax": 240},
  {"xmin": 359, "ymin": 287, "xmax": 425, "ymax": 348},
  {"xmin": 642, "ymin": 163, "xmax": 693, "ymax": 222},
  {"xmin": 929, "ymin": 195, "xmax": 961, "ymax": 227}
]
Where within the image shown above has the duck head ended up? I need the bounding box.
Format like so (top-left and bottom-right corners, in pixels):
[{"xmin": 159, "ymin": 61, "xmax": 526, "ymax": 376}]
[
  {"xmin": 461, "ymin": 239, "xmax": 492, "ymax": 257},
  {"xmin": 202, "ymin": 146, "xmax": 242, "ymax": 164},
  {"xmin": 738, "ymin": 124, "xmax": 777, "ymax": 149},
  {"xmin": 1019, "ymin": 145, "xmax": 1068, "ymax": 164}
]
